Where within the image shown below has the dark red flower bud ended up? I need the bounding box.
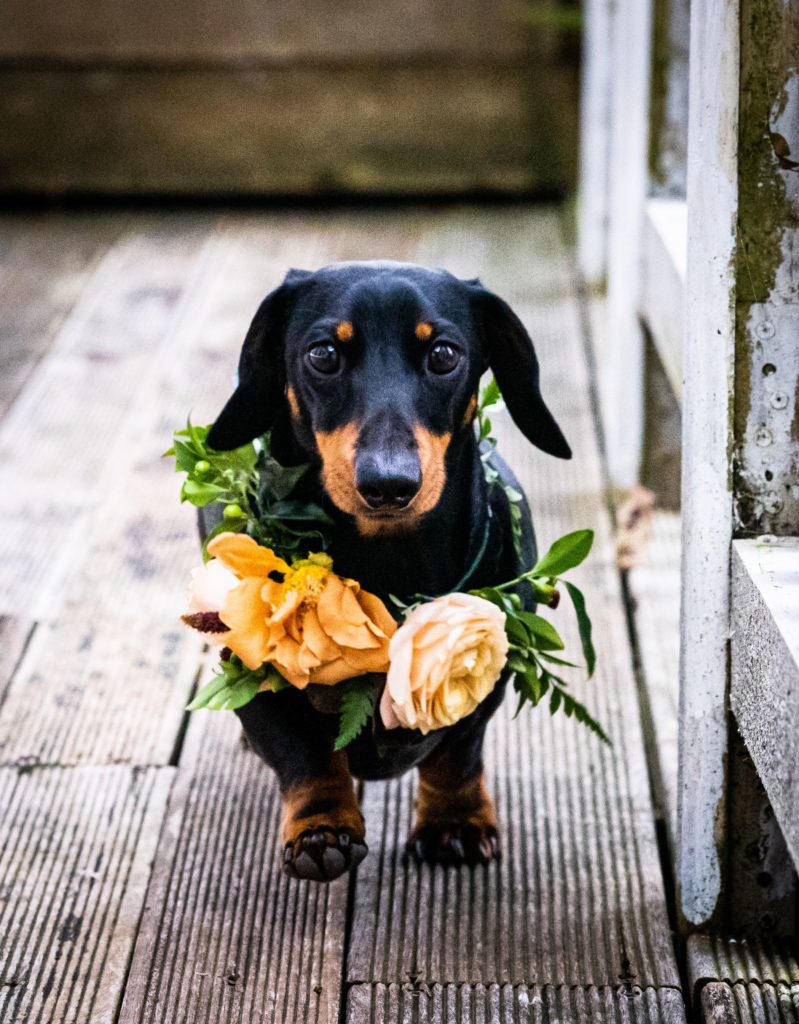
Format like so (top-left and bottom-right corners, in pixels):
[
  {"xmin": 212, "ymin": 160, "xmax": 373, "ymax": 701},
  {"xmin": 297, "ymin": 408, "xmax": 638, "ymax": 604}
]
[{"xmin": 181, "ymin": 611, "xmax": 230, "ymax": 634}]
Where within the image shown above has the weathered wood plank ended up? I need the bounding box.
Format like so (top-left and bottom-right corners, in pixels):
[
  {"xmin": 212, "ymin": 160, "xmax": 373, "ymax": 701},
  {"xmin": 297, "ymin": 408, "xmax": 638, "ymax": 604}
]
[
  {"xmin": 347, "ymin": 984, "xmax": 687, "ymax": 1024},
  {"xmin": 347, "ymin": 211, "xmax": 680, "ymax": 991},
  {"xmin": 117, "ymin": 710, "xmax": 348, "ymax": 1024},
  {"xmin": 0, "ymin": 218, "xmax": 214, "ymax": 619},
  {"xmin": 0, "ymin": 765, "xmax": 173, "ymax": 1023},
  {"xmin": 0, "ymin": 616, "xmax": 33, "ymax": 705},
  {"xmin": 0, "ymin": 214, "xmax": 127, "ymax": 421},
  {"xmin": 0, "ymin": 218, "xmax": 338, "ymax": 766},
  {"xmin": 700, "ymin": 982, "xmax": 799, "ymax": 1024},
  {"xmin": 0, "ymin": 65, "xmax": 577, "ymax": 196},
  {"xmin": 688, "ymin": 934, "xmax": 799, "ymax": 992},
  {"xmin": 627, "ymin": 510, "xmax": 680, "ymax": 845}
]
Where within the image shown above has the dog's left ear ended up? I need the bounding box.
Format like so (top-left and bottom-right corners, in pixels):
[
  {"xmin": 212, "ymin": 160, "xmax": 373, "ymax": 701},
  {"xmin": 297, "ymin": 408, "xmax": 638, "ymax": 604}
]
[
  {"xmin": 207, "ymin": 274, "xmax": 305, "ymax": 451},
  {"xmin": 469, "ymin": 284, "xmax": 571, "ymax": 459}
]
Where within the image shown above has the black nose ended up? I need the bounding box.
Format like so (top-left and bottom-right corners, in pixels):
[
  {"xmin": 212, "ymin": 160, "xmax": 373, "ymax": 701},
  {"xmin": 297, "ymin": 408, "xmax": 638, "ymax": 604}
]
[{"xmin": 356, "ymin": 459, "xmax": 422, "ymax": 510}]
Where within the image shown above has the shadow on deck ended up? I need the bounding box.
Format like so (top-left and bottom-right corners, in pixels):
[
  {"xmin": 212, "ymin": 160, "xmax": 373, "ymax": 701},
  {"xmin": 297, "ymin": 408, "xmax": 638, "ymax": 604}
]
[{"xmin": 0, "ymin": 206, "xmax": 685, "ymax": 1023}]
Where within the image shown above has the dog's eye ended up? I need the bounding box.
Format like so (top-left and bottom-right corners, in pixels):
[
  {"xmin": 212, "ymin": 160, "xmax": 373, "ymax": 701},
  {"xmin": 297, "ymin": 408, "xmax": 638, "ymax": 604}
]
[
  {"xmin": 306, "ymin": 344, "xmax": 340, "ymax": 375},
  {"xmin": 427, "ymin": 342, "xmax": 460, "ymax": 375}
]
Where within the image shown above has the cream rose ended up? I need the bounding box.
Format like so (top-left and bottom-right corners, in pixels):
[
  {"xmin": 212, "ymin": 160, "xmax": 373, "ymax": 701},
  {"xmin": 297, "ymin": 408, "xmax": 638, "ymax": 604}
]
[
  {"xmin": 187, "ymin": 558, "xmax": 238, "ymax": 614},
  {"xmin": 380, "ymin": 592, "xmax": 509, "ymax": 734}
]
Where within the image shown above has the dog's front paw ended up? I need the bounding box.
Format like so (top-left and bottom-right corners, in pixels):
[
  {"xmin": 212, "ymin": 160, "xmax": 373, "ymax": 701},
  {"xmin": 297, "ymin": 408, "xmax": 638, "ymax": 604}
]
[
  {"xmin": 405, "ymin": 822, "xmax": 500, "ymax": 867},
  {"xmin": 283, "ymin": 827, "xmax": 368, "ymax": 882}
]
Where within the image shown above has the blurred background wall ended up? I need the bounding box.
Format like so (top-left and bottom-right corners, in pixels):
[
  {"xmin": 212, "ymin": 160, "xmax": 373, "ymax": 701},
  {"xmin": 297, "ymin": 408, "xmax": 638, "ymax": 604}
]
[{"xmin": 0, "ymin": 0, "xmax": 580, "ymax": 197}]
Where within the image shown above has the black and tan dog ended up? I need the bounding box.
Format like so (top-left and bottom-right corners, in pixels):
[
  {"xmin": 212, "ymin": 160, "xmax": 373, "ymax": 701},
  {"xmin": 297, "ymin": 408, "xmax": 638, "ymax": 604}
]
[{"xmin": 202, "ymin": 261, "xmax": 570, "ymax": 883}]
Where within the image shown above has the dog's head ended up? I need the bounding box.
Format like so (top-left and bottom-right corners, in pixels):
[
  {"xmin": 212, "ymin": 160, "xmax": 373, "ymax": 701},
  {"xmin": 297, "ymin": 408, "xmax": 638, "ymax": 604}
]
[{"xmin": 208, "ymin": 262, "xmax": 570, "ymax": 535}]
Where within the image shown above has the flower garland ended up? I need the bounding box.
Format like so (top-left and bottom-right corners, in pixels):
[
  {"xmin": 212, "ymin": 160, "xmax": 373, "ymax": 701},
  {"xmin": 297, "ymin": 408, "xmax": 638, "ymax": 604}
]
[{"xmin": 166, "ymin": 381, "xmax": 608, "ymax": 748}]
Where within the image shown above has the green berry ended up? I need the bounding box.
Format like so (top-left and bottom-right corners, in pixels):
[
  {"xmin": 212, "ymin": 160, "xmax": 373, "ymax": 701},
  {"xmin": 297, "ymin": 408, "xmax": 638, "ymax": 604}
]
[
  {"xmin": 223, "ymin": 503, "xmax": 244, "ymax": 520},
  {"xmin": 194, "ymin": 459, "xmax": 210, "ymax": 475}
]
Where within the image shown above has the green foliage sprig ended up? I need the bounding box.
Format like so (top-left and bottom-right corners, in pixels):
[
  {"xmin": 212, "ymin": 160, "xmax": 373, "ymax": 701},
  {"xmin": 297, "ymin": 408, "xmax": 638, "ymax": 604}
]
[
  {"xmin": 471, "ymin": 529, "xmax": 607, "ymax": 744},
  {"xmin": 476, "ymin": 378, "xmax": 525, "ymax": 556},
  {"xmin": 165, "ymin": 420, "xmax": 331, "ymax": 560},
  {"xmin": 187, "ymin": 653, "xmax": 288, "ymax": 712}
]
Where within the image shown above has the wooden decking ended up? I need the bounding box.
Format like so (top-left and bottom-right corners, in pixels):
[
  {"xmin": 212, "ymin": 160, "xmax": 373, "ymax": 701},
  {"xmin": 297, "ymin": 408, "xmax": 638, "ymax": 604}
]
[{"xmin": 0, "ymin": 207, "xmax": 686, "ymax": 1023}]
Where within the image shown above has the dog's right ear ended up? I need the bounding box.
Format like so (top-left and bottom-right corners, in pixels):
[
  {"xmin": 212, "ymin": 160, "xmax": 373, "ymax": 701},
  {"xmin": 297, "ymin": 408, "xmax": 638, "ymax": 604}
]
[{"xmin": 207, "ymin": 273, "xmax": 306, "ymax": 450}]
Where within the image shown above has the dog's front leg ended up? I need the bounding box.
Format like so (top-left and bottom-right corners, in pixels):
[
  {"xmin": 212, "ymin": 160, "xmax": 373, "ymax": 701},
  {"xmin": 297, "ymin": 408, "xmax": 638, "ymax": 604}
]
[
  {"xmin": 406, "ymin": 719, "xmax": 499, "ymax": 867},
  {"xmin": 236, "ymin": 689, "xmax": 367, "ymax": 882}
]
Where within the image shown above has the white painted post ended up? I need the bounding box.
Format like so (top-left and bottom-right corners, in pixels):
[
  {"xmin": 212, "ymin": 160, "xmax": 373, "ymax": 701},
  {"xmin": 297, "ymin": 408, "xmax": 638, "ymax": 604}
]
[
  {"xmin": 677, "ymin": 0, "xmax": 739, "ymax": 928},
  {"xmin": 577, "ymin": 0, "xmax": 614, "ymax": 287},
  {"xmin": 601, "ymin": 0, "xmax": 653, "ymax": 488}
]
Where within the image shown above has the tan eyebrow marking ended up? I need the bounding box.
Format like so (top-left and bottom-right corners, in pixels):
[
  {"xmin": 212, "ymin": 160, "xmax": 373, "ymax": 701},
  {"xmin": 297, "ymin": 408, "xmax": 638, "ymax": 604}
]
[
  {"xmin": 415, "ymin": 322, "xmax": 433, "ymax": 342},
  {"xmin": 463, "ymin": 393, "xmax": 478, "ymax": 427},
  {"xmin": 335, "ymin": 321, "xmax": 354, "ymax": 342}
]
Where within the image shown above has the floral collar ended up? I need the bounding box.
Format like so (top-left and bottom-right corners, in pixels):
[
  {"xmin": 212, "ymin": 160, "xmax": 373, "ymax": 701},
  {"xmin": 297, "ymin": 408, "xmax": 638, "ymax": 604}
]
[{"xmin": 167, "ymin": 379, "xmax": 607, "ymax": 749}]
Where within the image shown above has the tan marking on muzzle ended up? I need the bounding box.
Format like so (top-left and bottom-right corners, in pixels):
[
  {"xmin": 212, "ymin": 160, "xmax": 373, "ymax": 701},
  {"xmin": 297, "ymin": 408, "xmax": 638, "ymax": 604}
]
[
  {"xmin": 335, "ymin": 320, "xmax": 354, "ymax": 342},
  {"xmin": 286, "ymin": 386, "xmax": 301, "ymax": 419},
  {"xmin": 315, "ymin": 423, "xmax": 361, "ymax": 516},
  {"xmin": 316, "ymin": 422, "xmax": 451, "ymax": 536},
  {"xmin": 412, "ymin": 426, "xmax": 451, "ymax": 516},
  {"xmin": 415, "ymin": 321, "xmax": 433, "ymax": 341}
]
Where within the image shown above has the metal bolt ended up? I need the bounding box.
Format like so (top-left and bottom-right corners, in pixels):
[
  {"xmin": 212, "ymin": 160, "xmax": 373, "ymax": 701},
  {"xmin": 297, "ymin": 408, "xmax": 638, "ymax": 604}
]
[
  {"xmin": 770, "ymin": 391, "xmax": 789, "ymax": 409},
  {"xmin": 755, "ymin": 426, "xmax": 773, "ymax": 446},
  {"xmin": 756, "ymin": 320, "xmax": 776, "ymax": 340}
]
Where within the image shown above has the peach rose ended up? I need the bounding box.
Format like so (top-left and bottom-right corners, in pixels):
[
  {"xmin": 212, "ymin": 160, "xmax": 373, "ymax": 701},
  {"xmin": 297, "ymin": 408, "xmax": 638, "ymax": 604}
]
[
  {"xmin": 203, "ymin": 533, "xmax": 397, "ymax": 688},
  {"xmin": 379, "ymin": 592, "xmax": 508, "ymax": 734}
]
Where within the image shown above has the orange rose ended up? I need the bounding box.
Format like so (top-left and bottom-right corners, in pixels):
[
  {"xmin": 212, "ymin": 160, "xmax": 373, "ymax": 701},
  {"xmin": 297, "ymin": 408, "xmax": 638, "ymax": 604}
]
[
  {"xmin": 379, "ymin": 593, "xmax": 508, "ymax": 734},
  {"xmin": 204, "ymin": 533, "xmax": 396, "ymax": 688}
]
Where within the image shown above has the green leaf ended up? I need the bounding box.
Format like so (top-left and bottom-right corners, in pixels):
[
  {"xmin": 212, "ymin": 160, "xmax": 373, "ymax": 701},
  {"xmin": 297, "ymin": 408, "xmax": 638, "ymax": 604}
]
[
  {"xmin": 172, "ymin": 440, "xmax": 197, "ymax": 473},
  {"xmin": 259, "ymin": 459, "xmax": 308, "ymax": 500},
  {"xmin": 479, "ymin": 376, "xmax": 501, "ymax": 410},
  {"xmin": 564, "ymin": 581, "xmax": 596, "ymax": 677},
  {"xmin": 532, "ymin": 529, "xmax": 594, "ymax": 579},
  {"xmin": 181, "ymin": 479, "xmax": 229, "ymax": 507},
  {"xmin": 538, "ymin": 652, "xmax": 581, "ymax": 669},
  {"xmin": 504, "ymin": 615, "xmax": 532, "ymax": 647},
  {"xmin": 517, "ymin": 612, "xmax": 565, "ymax": 651},
  {"xmin": 554, "ymin": 687, "xmax": 610, "ymax": 745},
  {"xmin": 186, "ymin": 672, "xmax": 229, "ymax": 711},
  {"xmin": 261, "ymin": 668, "xmax": 290, "ymax": 693},
  {"xmin": 549, "ymin": 687, "xmax": 562, "ymax": 714},
  {"xmin": 507, "ymin": 651, "xmax": 531, "ymax": 674},
  {"xmin": 218, "ymin": 675, "xmax": 263, "ymax": 711},
  {"xmin": 515, "ymin": 663, "xmax": 545, "ymax": 705},
  {"xmin": 261, "ymin": 500, "xmax": 333, "ymax": 523},
  {"xmin": 334, "ymin": 679, "xmax": 377, "ymax": 751}
]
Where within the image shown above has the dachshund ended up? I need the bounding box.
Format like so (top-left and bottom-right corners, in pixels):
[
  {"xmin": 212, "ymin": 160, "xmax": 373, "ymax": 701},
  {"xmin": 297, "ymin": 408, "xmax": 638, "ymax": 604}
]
[{"xmin": 201, "ymin": 262, "xmax": 571, "ymax": 882}]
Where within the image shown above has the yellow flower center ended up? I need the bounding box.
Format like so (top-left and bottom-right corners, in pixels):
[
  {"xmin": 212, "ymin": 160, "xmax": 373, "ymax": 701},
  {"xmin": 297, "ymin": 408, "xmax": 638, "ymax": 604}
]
[{"xmin": 281, "ymin": 556, "xmax": 333, "ymax": 609}]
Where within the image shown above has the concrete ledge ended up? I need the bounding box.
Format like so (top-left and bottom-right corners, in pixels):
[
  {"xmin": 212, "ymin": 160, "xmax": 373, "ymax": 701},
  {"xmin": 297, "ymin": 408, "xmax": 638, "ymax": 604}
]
[{"xmin": 731, "ymin": 537, "xmax": 799, "ymax": 869}]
